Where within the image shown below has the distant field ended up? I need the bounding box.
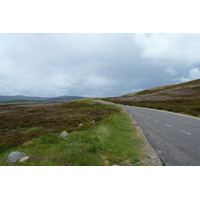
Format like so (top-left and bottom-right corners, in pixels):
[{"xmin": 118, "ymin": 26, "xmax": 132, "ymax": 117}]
[
  {"xmin": 0, "ymin": 101, "xmax": 44, "ymax": 105},
  {"xmin": 0, "ymin": 100, "xmax": 147, "ymax": 166}
]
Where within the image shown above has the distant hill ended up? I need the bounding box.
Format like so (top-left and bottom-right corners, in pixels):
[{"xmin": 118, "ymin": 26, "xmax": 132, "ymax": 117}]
[
  {"xmin": 43, "ymin": 96, "xmax": 85, "ymax": 103},
  {"xmin": 107, "ymin": 78, "xmax": 200, "ymax": 117},
  {"xmin": 2, "ymin": 99, "xmax": 44, "ymax": 104},
  {"xmin": 0, "ymin": 95, "xmax": 45, "ymax": 102},
  {"xmin": 0, "ymin": 95, "xmax": 85, "ymax": 103}
]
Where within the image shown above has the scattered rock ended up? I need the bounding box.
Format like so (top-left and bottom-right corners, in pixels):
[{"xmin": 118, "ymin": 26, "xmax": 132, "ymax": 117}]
[
  {"xmin": 150, "ymin": 156, "xmax": 156, "ymax": 159},
  {"xmin": 79, "ymin": 124, "xmax": 83, "ymax": 127},
  {"xmin": 60, "ymin": 131, "xmax": 69, "ymax": 137},
  {"xmin": 6, "ymin": 151, "xmax": 27, "ymax": 164},
  {"xmin": 19, "ymin": 156, "xmax": 29, "ymax": 163}
]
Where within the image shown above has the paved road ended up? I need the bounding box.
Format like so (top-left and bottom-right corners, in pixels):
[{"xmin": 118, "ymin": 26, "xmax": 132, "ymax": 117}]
[{"xmin": 94, "ymin": 100, "xmax": 200, "ymax": 166}]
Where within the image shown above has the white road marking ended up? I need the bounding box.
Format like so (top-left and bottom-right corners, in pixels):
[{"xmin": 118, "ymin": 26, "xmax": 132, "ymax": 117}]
[
  {"xmin": 165, "ymin": 124, "xmax": 172, "ymax": 128},
  {"xmin": 147, "ymin": 117, "xmax": 151, "ymax": 119},
  {"xmin": 154, "ymin": 120, "xmax": 160, "ymax": 123},
  {"xmin": 180, "ymin": 130, "xmax": 192, "ymax": 135}
]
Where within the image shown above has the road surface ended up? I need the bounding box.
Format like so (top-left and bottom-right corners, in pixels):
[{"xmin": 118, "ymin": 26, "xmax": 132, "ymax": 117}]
[{"xmin": 95, "ymin": 100, "xmax": 200, "ymax": 166}]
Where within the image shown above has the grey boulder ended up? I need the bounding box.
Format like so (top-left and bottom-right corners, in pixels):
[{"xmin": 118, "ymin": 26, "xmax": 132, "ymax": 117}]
[
  {"xmin": 19, "ymin": 156, "xmax": 29, "ymax": 163},
  {"xmin": 6, "ymin": 151, "xmax": 27, "ymax": 164},
  {"xmin": 60, "ymin": 131, "xmax": 69, "ymax": 137}
]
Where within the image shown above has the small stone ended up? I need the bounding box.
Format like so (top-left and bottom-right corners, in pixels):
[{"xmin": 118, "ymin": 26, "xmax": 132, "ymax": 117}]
[
  {"xmin": 60, "ymin": 131, "xmax": 69, "ymax": 137},
  {"xmin": 150, "ymin": 156, "xmax": 156, "ymax": 159},
  {"xmin": 6, "ymin": 151, "xmax": 27, "ymax": 163},
  {"xmin": 79, "ymin": 124, "xmax": 83, "ymax": 127},
  {"xmin": 19, "ymin": 156, "xmax": 29, "ymax": 163}
]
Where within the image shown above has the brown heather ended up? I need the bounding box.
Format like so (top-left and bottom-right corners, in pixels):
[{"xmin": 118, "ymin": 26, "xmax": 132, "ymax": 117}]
[
  {"xmin": 0, "ymin": 101, "xmax": 119, "ymax": 153},
  {"xmin": 106, "ymin": 79, "xmax": 200, "ymax": 117}
]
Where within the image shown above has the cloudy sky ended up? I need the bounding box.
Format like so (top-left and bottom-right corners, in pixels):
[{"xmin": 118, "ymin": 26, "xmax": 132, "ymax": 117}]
[{"xmin": 0, "ymin": 33, "xmax": 200, "ymax": 97}]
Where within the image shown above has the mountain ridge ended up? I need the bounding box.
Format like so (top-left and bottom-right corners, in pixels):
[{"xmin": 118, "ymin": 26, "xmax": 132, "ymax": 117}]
[{"xmin": 0, "ymin": 95, "xmax": 85, "ymax": 103}]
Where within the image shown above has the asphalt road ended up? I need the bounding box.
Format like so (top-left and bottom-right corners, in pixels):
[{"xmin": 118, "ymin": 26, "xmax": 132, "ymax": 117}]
[{"xmin": 94, "ymin": 100, "xmax": 200, "ymax": 166}]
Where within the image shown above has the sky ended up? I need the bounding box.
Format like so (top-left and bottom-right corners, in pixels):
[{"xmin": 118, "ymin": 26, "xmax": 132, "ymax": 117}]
[{"xmin": 0, "ymin": 33, "xmax": 200, "ymax": 98}]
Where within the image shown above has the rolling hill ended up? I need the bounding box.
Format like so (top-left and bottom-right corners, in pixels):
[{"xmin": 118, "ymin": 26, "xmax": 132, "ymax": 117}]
[
  {"xmin": 0, "ymin": 95, "xmax": 85, "ymax": 103},
  {"xmin": 107, "ymin": 78, "xmax": 200, "ymax": 117}
]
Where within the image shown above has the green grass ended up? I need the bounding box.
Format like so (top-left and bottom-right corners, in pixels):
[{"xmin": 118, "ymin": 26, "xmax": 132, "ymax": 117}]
[
  {"xmin": 0, "ymin": 100, "xmax": 144, "ymax": 166},
  {"xmin": 23, "ymin": 127, "xmax": 44, "ymax": 134}
]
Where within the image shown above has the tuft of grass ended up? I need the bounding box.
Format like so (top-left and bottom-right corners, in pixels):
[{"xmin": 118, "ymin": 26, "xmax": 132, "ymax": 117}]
[{"xmin": 23, "ymin": 127, "xmax": 44, "ymax": 134}]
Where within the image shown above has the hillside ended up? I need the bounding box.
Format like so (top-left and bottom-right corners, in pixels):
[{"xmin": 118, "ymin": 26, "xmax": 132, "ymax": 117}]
[
  {"xmin": 122, "ymin": 78, "xmax": 200, "ymax": 99},
  {"xmin": 107, "ymin": 79, "xmax": 200, "ymax": 117}
]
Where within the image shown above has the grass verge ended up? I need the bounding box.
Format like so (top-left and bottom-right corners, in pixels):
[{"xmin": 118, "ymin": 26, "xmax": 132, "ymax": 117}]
[{"xmin": 0, "ymin": 100, "xmax": 145, "ymax": 166}]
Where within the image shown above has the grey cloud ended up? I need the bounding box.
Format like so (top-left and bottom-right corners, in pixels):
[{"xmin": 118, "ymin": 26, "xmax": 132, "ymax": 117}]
[
  {"xmin": 132, "ymin": 33, "xmax": 200, "ymax": 66},
  {"xmin": 0, "ymin": 33, "xmax": 200, "ymax": 97}
]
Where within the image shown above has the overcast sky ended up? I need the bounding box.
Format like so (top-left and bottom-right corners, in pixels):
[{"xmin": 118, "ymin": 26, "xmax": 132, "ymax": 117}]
[{"xmin": 0, "ymin": 33, "xmax": 200, "ymax": 97}]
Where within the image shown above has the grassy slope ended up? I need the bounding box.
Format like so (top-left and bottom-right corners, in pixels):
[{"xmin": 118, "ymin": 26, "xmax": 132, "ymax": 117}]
[
  {"xmin": 0, "ymin": 100, "xmax": 146, "ymax": 166},
  {"xmin": 124, "ymin": 78, "xmax": 200, "ymax": 97},
  {"xmin": 107, "ymin": 79, "xmax": 200, "ymax": 117}
]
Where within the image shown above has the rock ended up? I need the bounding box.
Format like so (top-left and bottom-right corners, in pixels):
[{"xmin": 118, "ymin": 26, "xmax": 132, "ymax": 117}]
[
  {"xmin": 19, "ymin": 156, "xmax": 29, "ymax": 163},
  {"xmin": 60, "ymin": 131, "xmax": 69, "ymax": 137},
  {"xmin": 150, "ymin": 156, "xmax": 156, "ymax": 159},
  {"xmin": 79, "ymin": 124, "xmax": 83, "ymax": 127},
  {"xmin": 6, "ymin": 151, "xmax": 27, "ymax": 163}
]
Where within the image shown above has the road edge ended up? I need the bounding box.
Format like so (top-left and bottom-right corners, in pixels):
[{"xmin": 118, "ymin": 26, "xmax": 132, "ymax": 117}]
[{"xmin": 131, "ymin": 116, "xmax": 163, "ymax": 166}]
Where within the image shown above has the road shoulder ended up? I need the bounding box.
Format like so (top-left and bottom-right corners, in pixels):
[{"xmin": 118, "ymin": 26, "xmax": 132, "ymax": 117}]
[{"xmin": 131, "ymin": 117, "xmax": 163, "ymax": 166}]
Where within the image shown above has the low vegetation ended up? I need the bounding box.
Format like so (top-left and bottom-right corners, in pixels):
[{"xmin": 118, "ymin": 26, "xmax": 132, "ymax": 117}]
[
  {"xmin": 107, "ymin": 79, "xmax": 200, "ymax": 117},
  {"xmin": 0, "ymin": 100, "xmax": 145, "ymax": 166},
  {"xmin": 107, "ymin": 99, "xmax": 200, "ymax": 117}
]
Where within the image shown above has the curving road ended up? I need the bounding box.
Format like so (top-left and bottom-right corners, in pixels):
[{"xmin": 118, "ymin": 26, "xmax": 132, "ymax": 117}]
[{"xmin": 94, "ymin": 100, "xmax": 200, "ymax": 166}]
